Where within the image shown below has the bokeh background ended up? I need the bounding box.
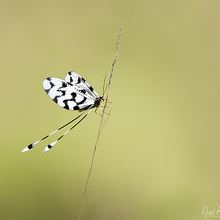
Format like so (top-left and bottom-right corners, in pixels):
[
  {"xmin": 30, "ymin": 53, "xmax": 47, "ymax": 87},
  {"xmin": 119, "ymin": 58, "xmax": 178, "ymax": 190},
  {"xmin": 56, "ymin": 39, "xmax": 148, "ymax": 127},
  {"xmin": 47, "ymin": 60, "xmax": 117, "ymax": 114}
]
[{"xmin": 1, "ymin": 0, "xmax": 220, "ymax": 219}]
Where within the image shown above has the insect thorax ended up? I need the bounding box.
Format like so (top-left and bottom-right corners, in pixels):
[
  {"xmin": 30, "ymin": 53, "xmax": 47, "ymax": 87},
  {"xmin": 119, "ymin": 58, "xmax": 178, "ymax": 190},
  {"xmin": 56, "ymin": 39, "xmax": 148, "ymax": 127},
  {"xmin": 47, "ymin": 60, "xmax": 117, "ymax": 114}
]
[{"xmin": 93, "ymin": 96, "xmax": 104, "ymax": 108}]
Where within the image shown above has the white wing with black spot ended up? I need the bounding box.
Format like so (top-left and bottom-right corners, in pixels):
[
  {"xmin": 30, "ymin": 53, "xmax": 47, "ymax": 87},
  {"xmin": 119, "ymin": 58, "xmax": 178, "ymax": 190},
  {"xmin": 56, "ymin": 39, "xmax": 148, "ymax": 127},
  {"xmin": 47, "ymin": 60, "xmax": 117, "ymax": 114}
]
[
  {"xmin": 22, "ymin": 71, "xmax": 104, "ymax": 153},
  {"xmin": 42, "ymin": 72, "xmax": 99, "ymax": 111},
  {"xmin": 65, "ymin": 72, "xmax": 99, "ymax": 99}
]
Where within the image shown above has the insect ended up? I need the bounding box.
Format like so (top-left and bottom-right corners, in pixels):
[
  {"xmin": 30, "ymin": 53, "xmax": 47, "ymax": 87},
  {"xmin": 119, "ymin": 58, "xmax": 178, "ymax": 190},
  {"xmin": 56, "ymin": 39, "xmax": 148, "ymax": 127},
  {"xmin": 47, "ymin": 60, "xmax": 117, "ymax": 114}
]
[{"xmin": 22, "ymin": 71, "xmax": 104, "ymax": 153}]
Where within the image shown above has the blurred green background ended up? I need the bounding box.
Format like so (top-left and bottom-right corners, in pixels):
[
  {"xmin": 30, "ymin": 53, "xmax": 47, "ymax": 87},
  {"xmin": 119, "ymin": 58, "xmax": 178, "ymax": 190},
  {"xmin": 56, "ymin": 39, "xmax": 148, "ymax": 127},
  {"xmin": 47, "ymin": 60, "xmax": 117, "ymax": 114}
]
[{"xmin": 1, "ymin": 0, "xmax": 220, "ymax": 219}]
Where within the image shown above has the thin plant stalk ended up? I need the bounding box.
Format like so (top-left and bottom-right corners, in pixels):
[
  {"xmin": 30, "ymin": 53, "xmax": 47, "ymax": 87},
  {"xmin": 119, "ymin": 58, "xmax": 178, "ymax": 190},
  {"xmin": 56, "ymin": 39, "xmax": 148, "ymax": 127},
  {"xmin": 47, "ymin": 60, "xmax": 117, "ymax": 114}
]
[{"xmin": 77, "ymin": 23, "xmax": 123, "ymax": 220}]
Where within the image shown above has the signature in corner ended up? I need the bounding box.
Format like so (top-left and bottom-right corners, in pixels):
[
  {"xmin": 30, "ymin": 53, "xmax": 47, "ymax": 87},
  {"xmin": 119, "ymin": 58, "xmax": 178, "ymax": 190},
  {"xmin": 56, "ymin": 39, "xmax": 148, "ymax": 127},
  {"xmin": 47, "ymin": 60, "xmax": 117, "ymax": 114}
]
[{"xmin": 202, "ymin": 203, "xmax": 220, "ymax": 218}]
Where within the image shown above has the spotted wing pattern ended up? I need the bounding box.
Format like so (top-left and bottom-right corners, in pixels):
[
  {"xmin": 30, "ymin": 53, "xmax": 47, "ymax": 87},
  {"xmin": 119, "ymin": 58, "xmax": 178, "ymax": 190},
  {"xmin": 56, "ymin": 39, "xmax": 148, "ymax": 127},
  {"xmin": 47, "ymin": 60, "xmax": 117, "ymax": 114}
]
[
  {"xmin": 42, "ymin": 72, "xmax": 99, "ymax": 111},
  {"xmin": 65, "ymin": 72, "xmax": 99, "ymax": 99},
  {"xmin": 22, "ymin": 71, "xmax": 103, "ymax": 153}
]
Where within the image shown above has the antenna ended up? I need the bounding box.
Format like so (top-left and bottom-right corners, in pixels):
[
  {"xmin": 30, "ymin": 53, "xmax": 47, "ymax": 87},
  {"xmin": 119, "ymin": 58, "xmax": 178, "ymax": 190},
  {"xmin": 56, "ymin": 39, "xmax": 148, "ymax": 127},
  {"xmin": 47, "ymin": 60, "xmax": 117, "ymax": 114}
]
[{"xmin": 102, "ymin": 71, "xmax": 108, "ymax": 96}]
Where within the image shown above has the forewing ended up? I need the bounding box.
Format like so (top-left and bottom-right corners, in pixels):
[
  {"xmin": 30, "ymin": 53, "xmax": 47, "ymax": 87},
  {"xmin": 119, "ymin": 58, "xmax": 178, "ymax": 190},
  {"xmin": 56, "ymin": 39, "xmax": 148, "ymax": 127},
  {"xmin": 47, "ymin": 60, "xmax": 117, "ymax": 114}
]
[
  {"xmin": 42, "ymin": 77, "xmax": 94, "ymax": 111},
  {"xmin": 65, "ymin": 72, "xmax": 99, "ymax": 100}
]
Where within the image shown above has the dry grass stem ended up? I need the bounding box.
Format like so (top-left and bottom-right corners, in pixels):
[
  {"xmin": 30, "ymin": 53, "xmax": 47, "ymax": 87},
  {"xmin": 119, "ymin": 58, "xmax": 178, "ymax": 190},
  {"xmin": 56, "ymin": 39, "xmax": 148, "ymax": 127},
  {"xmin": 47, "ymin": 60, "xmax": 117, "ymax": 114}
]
[{"xmin": 77, "ymin": 23, "xmax": 123, "ymax": 220}]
